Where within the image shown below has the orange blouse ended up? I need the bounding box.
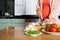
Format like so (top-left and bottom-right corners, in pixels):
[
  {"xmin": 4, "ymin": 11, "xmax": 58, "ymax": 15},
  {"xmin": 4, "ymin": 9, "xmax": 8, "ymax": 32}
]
[{"xmin": 42, "ymin": 0, "xmax": 51, "ymax": 20}]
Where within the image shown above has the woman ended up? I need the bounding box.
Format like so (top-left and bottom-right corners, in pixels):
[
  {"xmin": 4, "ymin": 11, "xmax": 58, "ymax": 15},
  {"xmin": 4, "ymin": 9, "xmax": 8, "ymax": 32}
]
[{"xmin": 36, "ymin": 0, "xmax": 59, "ymax": 24}]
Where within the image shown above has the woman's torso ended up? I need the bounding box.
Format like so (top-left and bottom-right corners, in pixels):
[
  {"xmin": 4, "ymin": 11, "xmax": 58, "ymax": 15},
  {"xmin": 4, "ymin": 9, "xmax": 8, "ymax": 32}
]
[{"xmin": 42, "ymin": 0, "xmax": 51, "ymax": 20}]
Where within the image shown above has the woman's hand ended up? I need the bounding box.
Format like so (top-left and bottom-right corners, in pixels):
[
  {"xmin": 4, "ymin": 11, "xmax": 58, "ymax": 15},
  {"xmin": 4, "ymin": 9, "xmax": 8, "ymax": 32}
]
[
  {"xmin": 42, "ymin": 17, "xmax": 54, "ymax": 25},
  {"xmin": 42, "ymin": 18, "xmax": 51, "ymax": 25},
  {"xmin": 43, "ymin": 19, "xmax": 50, "ymax": 24}
]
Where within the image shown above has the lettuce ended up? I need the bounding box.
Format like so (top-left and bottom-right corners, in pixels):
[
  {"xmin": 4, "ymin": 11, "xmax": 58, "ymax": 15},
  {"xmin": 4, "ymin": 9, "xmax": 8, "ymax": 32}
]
[{"xmin": 26, "ymin": 30, "xmax": 41, "ymax": 34}]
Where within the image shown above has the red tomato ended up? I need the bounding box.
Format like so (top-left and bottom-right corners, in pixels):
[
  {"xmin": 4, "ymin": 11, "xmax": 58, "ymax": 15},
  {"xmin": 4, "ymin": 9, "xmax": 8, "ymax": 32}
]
[
  {"xmin": 58, "ymin": 29, "xmax": 60, "ymax": 32},
  {"xmin": 46, "ymin": 26, "xmax": 51, "ymax": 32},
  {"xmin": 51, "ymin": 24, "xmax": 57, "ymax": 27},
  {"xmin": 50, "ymin": 28, "xmax": 57, "ymax": 32}
]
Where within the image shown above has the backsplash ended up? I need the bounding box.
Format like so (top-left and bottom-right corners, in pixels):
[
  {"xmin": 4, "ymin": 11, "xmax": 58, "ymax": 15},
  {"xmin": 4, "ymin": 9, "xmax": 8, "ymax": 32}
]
[{"xmin": 0, "ymin": 19, "xmax": 25, "ymax": 30}]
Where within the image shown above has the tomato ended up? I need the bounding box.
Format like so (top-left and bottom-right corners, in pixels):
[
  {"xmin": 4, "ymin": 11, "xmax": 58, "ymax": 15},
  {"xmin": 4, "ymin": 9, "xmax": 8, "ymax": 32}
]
[
  {"xmin": 46, "ymin": 24, "xmax": 51, "ymax": 31},
  {"xmin": 58, "ymin": 29, "xmax": 60, "ymax": 32},
  {"xmin": 46, "ymin": 26, "xmax": 51, "ymax": 32},
  {"xmin": 50, "ymin": 28, "xmax": 57, "ymax": 32},
  {"xmin": 57, "ymin": 24, "xmax": 60, "ymax": 29},
  {"xmin": 51, "ymin": 23, "xmax": 57, "ymax": 27}
]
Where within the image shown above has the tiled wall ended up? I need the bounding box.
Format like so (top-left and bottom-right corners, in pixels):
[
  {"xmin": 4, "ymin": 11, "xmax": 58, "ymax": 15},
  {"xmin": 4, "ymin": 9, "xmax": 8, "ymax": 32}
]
[{"xmin": 0, "ymin": 19, "xmax": 25, "ymax": 30}]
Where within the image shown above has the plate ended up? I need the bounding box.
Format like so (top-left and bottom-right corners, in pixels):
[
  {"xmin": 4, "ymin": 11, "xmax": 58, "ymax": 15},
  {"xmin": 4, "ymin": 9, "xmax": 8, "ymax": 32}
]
[{"xmin": 42, "ymin": 29, "xmax": 60, "ymax": 35}]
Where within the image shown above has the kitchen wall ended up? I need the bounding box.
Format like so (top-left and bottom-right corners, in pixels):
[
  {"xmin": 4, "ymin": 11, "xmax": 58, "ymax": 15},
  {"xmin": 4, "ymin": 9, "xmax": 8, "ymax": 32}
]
[
  {"xmin": 15, "ymin": 0, "xmax": 60, "ymax": 16},
  {"xmin": 57, "ymin": 0, "xmax": 60, "ymax": 16},
  {"xmin": 15, "ymin": 0, "xmax": 25, "ymax": 15},
  {"xmin": 15, "ymin": 0, "xmax": 38, "ymax": 15},
  {"xmin": 0, "ymin": 19, "xmax": 25, "ymax": 30},
  {"xmin": 25, "ymin": 0, "xmax": 38, "ymax": 15}
]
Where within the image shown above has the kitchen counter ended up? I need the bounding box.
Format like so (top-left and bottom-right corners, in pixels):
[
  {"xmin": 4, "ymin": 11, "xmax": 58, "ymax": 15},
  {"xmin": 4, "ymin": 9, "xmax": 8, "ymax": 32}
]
[{"xmin": 0, "ymin": 26, "xmax": 60, "ymax": 40}]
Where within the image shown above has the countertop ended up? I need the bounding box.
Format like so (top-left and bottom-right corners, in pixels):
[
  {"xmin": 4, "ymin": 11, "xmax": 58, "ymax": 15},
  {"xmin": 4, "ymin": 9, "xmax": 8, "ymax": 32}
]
[{"xmin": 0, "ymin": 27, "xmax": 60, "ymax": 40}]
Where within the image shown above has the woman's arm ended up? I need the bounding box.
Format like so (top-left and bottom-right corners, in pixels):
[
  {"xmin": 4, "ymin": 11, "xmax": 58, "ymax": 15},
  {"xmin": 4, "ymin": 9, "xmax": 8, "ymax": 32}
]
[
  {"xmin": 36, "ymin": 0, "xmax": 42, "ymax": 16},
  {"xmin": 43, "ymin": 0, "xmax": 58, "ymax": 24},
  {"xmin": 49, "ymin": 0, "xmax": 58, "ymax": 23}
]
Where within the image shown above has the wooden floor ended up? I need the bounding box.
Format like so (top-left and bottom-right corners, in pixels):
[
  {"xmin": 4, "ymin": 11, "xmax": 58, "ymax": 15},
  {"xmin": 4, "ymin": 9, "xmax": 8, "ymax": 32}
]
[{"xmin": 0, "ymin": 27, "xmax": 26, "ymax": 40}]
